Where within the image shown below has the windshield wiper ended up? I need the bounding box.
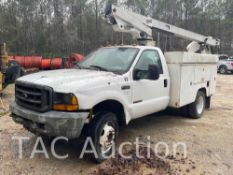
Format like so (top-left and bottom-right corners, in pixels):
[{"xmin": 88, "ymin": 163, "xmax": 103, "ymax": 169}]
[
  {"xmin": 89, "ymin": 65, "xmax": 109, "ymax": 72},
  {"xmin": 76, "ymin": 64, "xmax": 92, "ymax": 70}
]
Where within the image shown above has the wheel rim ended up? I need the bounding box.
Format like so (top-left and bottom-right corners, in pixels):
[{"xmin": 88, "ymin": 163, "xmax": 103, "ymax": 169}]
[
  {"xmin": 99, "ymin": 122, "xmax": 115, "ymax": 154},
  {"xmin": 220, "ymin": 67, "xmax": 225, "ymax": 74},
  {"xmin": 196, "ymin": 96, "xmax": 204, "ymax": 115}
]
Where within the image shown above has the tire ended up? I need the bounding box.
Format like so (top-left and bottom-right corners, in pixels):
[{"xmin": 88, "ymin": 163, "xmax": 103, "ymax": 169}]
[
  {"xmin": 219, "ymin": 66, "xmax": 228, "ymax": 74},
  {"xmin": 188, "ymin": 91, "xmax": 206, "ymax": 119},
  {"xmin": 180, "ymin": 105, "xmax": 188, "ymax": 117},
  {"xmin": 88, "ymin": 112, "xmax": 119, "ymax": 163}
]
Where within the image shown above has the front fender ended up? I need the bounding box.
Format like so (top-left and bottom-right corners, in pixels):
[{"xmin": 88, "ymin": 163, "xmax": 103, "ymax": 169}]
[{"xmin": 75, "ymin": 90, "xmax": 133, "ymax": 124}]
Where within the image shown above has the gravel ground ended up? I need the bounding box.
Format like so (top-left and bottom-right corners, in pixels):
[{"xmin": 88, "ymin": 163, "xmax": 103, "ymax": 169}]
[{"xmin": 0, "ymin": 74, "xmax": 233, "ymax": 175}]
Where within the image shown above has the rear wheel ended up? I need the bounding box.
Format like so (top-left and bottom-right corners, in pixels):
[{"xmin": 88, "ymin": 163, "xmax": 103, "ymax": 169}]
[
  {"xmin": 88, "ymin": 112, "xmax": 119, "ymax": 163},
  {"xmin": 188, "ymin": 91, "xmax": 206, "ymax": 119},
  {"xmin": 219, "ymin": 66, "xmax": 228, "ymax": 74}
]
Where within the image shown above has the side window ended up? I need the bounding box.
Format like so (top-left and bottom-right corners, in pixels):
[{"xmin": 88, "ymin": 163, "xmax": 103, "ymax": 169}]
[{"xmin": 134, "ymin": 50, "xmax": 163, "ymax": 79}]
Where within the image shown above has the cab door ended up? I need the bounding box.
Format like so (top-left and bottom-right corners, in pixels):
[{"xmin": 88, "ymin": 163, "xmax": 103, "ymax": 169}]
[{"xmin": 131, "ymin": 49, "xmax": 169, "ymax": 119}]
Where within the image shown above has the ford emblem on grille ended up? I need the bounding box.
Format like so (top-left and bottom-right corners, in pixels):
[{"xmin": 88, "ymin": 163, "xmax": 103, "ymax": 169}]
[{"xmin": 23, "ymin": 93, "xmax": 28, "ymax": 99}]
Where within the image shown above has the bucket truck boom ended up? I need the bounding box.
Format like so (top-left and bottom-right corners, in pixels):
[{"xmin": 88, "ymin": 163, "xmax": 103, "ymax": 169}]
[{"xmin": 105, "ymin": 4, "xmax": 220, "ymax": 53}]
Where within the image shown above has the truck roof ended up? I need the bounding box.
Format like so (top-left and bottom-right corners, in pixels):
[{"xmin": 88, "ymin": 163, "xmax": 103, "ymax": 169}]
[{"xmin": 103, "ymin": 45, "xmax": 160, "ymax": 50}]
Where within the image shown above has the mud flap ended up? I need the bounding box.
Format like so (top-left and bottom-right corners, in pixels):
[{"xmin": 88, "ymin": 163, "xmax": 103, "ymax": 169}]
[{"xmin": 206, "ymin": 97, "xmax": 211, "ymax": 109}]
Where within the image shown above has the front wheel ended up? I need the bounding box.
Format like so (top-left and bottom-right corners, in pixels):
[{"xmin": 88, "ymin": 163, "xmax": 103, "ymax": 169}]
[
  {"xmin": 188, "ymin": 91, "xmax": 206, "ymax": 119},
  {"xmin": 219, "ymin": 66, "xmax": 228, "ymax": 74},
  {"xmin": 88, "ymin": 112, "xmax": 119, "ymax": 163}
]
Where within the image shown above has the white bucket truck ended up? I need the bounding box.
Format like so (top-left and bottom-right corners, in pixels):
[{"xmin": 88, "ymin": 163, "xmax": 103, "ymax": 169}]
[{"xmin": 10, "ymin": 5, "xmax": 219, "ymax": 162}]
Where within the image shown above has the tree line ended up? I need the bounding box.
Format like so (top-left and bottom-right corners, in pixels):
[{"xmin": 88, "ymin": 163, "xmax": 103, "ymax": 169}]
[{"xmin": 0, "ymin": 0, "xmax": 232, "ymax": 57}]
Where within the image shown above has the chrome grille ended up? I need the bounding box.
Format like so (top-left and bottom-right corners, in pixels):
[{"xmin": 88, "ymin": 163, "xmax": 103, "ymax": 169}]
[{"xmin": 15, "ymin": 82, "xmax": 53, "ymax": 112}]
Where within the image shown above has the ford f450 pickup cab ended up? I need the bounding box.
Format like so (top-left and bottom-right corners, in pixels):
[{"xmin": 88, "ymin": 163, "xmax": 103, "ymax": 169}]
[{"xmin": 10, "ymin": 46, "xmax": 218, "ymax": 162}]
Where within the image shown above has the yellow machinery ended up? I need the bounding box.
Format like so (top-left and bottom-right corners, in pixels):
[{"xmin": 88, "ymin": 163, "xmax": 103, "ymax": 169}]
[
  {"xmin": 0, "ymin": 43, "xmax": 21, "ymax": 93},
  {"xmin": 0, "ymin": 43, "xmax": 8, "ymax": 91},
  {"xmin": 1, "ymin": 43, "xmax": 8, "ymax": 71}
]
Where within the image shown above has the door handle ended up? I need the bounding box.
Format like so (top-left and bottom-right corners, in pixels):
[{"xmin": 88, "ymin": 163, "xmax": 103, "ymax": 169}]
[
  {"xmin": 164, "ymin": 79, "xmax": 168, "ymax": 88},
  {"xmin": 121, "ymin": 85, "xmax": 131, "ymax": 90}
]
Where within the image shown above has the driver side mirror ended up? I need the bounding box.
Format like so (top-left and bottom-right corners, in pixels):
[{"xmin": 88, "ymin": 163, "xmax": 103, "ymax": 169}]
[
  {"xmin": 148, "ymin": 64, "xmax": 160, "ymax": 80},
  {"xmin": 133, "ymin": 64, "xmax": 160, "ymax": 81},
  {"xmin": 133, "ymin": 69, "xmax": 141, "ymax": 81}
]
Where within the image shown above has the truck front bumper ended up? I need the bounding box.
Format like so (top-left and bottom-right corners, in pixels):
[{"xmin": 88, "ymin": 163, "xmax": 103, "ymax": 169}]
[{"xmin": 10, "ymin": 102, "xmax": 89, "ymax": 139}]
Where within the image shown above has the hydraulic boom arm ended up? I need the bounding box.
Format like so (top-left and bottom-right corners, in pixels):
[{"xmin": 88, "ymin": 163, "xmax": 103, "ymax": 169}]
[{"xmin": 105, "ymin": 5, "xmax": 220, "ymax": 51}]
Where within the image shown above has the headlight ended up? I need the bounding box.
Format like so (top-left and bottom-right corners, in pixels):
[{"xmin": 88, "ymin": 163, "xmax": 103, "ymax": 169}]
[{"xmin": 53, "ymin": 93, "xmax": 79, "ymax": 111}]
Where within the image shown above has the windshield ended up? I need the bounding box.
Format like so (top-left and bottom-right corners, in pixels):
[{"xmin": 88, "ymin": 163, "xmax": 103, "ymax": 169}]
[{"xmin": 78, "ymin": 47, "xmax": 139, "ymax": 74}]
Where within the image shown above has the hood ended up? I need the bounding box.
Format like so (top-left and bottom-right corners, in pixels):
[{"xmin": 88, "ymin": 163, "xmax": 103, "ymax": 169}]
[{"xmin": 17, "ymin": 69, "xmax": 119, "ymax": 93}]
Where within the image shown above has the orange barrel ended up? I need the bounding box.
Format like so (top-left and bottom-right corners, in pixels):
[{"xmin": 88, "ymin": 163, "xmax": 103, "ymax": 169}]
[
  {"xmin": 12, "ymin": 56, "xmax": 42, "ymax": 69},
  {"xmin": 13, "ymin": 56, "xmax": 26, "ymax": 67},
  {"xmin": 65, "ymin": 53, "xmax": 84, "ymax": 68},
  {"xmin": 70, "ymin": 53, "xmax": 84, "ymax": 62},
  {"xmin": 64, "ymin": 59, "xmax": 72, "ymax": 68},
  {"xmin": 24, "ymin": 56, "xmax": 42, "ymax": 69},
  {"xmin": 41, "ymin": 59, "xmax": 51, "ymax": 70},
  {"xmin": 50, "ymin": 58, "xmax": 63, "ymax": 69},
  {"xmin": 7, "ymin": 56, "xmax": 14, "ymax": 61},
  {"xmin": 32, "ymin": 56, "xmax": 43, "ymax": 68}
]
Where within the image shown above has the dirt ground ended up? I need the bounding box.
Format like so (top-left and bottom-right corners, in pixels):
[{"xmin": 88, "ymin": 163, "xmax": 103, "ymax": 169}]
[{"xmin": 0, "ymin": 74, "xmax": 233, "ymax": 175}]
